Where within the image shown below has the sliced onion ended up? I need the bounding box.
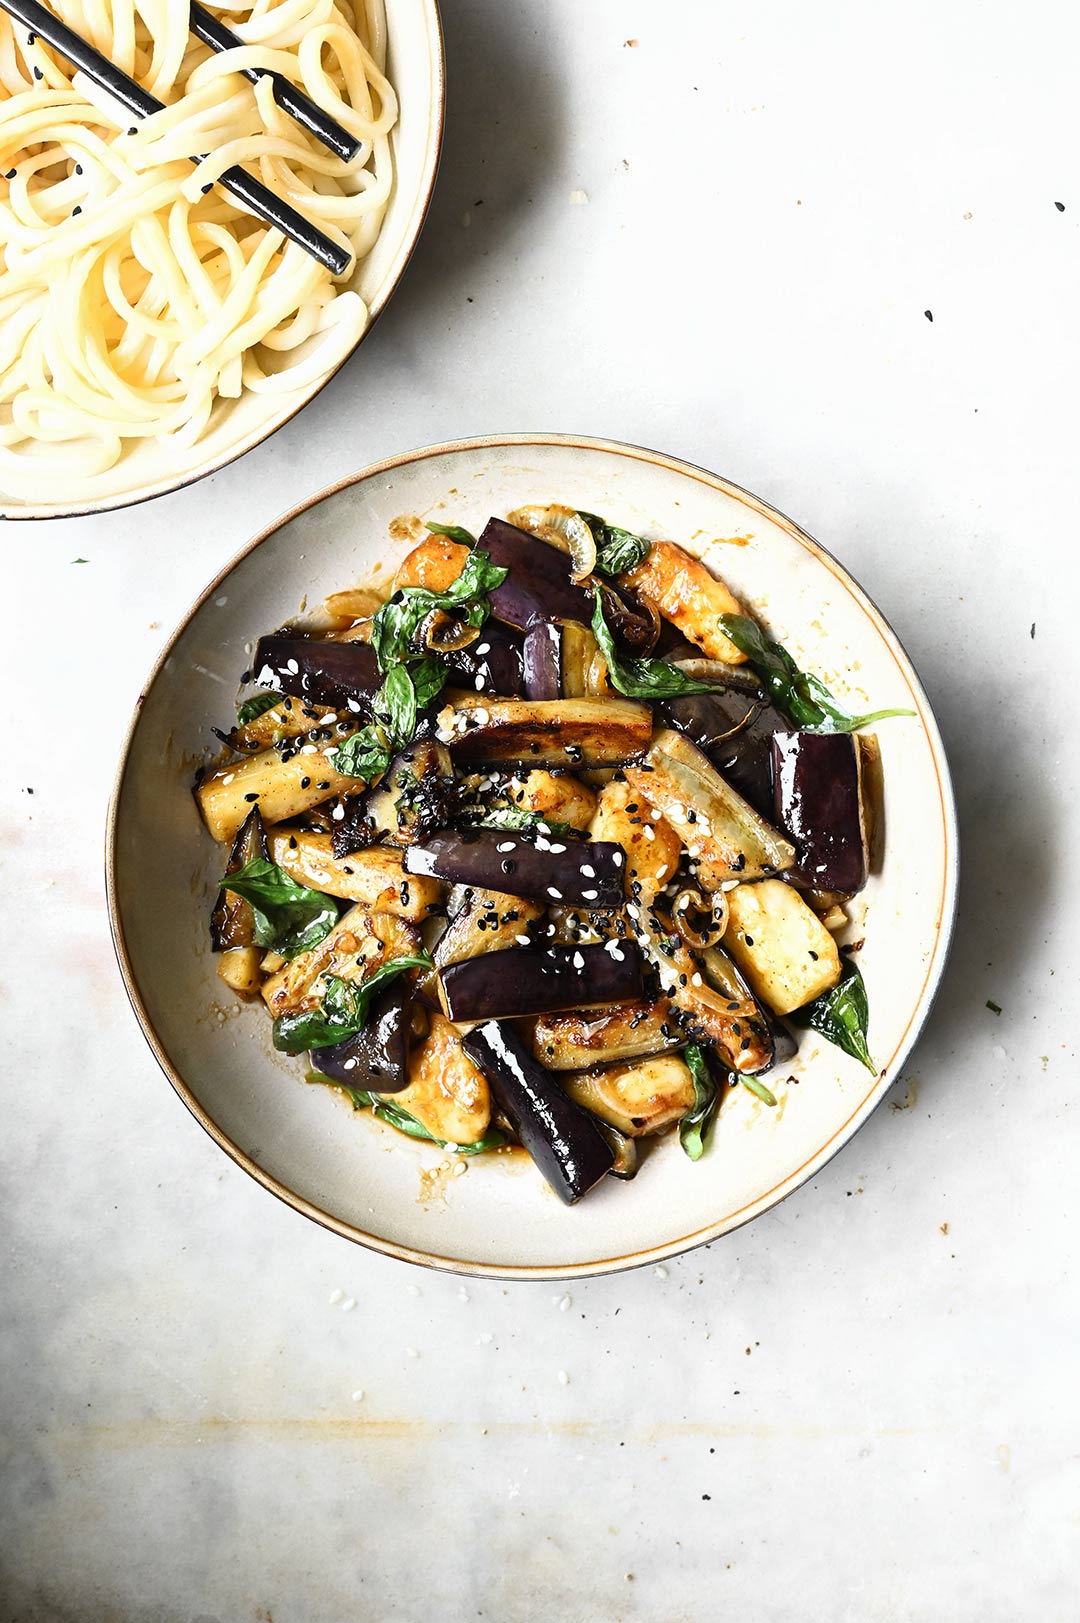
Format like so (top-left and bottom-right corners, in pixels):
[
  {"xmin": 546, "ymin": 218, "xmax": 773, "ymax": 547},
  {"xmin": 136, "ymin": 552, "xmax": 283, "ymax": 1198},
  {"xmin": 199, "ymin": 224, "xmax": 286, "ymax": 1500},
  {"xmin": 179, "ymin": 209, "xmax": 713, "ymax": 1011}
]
[
  {"xmin": 420, "ymin": 608, "xmax": 480, "ymax": 654},
  {"xmin": 507, "ymin": 504, "xmax": 597, "ymax": 581},
  {"xmin": 672, "ymin": 887, "xmax": 729, "ymax": 949},
  {"xmin": 671, "ymin": 658, "xmax": 762, "ymax": 694}
]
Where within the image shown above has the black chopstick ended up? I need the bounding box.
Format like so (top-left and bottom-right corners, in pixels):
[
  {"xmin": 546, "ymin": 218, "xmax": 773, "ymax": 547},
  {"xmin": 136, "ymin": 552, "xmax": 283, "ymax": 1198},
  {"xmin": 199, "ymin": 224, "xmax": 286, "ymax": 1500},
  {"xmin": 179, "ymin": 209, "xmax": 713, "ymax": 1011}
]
[
  {"xmin": 2, "ymin": 0, "xmax": 352, "ymax": 276},
  {"xmin": 190, "ymin": 2, "xmax": 360, "ymax": 163}
]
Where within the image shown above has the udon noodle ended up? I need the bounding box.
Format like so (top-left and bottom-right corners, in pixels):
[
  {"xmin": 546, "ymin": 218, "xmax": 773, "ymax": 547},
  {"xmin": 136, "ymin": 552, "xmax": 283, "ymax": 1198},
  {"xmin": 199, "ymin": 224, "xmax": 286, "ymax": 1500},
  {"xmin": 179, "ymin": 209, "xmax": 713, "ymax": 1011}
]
[{"xmin": 0, "ymin": 1, "xmax": 396, "ymax": 482}]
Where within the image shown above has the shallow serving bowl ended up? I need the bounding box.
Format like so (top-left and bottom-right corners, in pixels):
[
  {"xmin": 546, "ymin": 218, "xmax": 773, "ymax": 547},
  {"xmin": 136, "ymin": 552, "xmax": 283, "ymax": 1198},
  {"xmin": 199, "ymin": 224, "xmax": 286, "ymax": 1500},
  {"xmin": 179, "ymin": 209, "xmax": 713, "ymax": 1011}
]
[
  {"xmin": 108, "ymin": 434, "xmax": 958, "ymax": 1278},
  {"xmin": 3, "ymin": 0, "xmax": 444, "ymax": 522}
]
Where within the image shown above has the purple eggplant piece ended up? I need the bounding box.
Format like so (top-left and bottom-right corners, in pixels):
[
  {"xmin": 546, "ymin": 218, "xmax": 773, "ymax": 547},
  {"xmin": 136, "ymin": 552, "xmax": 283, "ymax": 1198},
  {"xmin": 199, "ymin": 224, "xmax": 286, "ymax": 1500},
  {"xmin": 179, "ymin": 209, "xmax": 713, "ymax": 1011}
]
[
  {"xmin": 461, "ymin": 1021, "xmax": 615, "ymax": 1203},
  {"xmin": 252, "ymin": 633, "xmax": 380, "ymax": 713},
  {"xmin": 662, "ymin": 688, "xmax": 786, "ymax": 816},
  {"xmin": 597, "ymin": 582, "xmax": 658, "ymax": 655},
  {"xmin": 478, "ymin": 518, "xmax": 593, "ymax": 628},
  {"xmin": 522, "ymin": 620, "xmax": 562, "ymax": 701},
  {"xmin": 441, "ymin": 942, "xmax": 643, "ymax": 1021},
  {"xmin": 404, "ymin": 828, "xmax": 625, "ymax": 908},
  {"xmin": 447, "ymin": 622, "xmax": 524, "ymax": 697},
  {"xmin": 771, "ymin": 732, "xmax": 868, "ymax": 893},
  {"xmin": 210, "ymin": 806, "xmax": 268, "ymax": 950},
  {"xmin": 310, "ymin": 981, "xmax": 411, "ymax": 1093}
]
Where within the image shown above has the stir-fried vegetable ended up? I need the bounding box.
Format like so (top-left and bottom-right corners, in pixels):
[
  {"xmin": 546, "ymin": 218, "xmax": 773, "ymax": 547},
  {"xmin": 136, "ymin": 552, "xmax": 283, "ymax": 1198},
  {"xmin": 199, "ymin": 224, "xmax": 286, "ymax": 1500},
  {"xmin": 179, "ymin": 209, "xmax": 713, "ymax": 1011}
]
[{"xmin": 194, "ymin": 503, "xmax": 898, "ymax": 1204}]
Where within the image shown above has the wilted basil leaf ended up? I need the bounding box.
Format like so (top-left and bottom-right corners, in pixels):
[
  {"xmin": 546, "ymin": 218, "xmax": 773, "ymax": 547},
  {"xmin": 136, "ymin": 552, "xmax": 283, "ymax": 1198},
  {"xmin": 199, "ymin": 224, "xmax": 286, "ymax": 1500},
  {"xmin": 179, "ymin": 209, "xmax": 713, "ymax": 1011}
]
[
  {"xmin": 577, "ymin": 512, "xmax": 651, "ymax": 576},
  {"xmin": 409, "ymin": 656, "xmax": 449, "ymax": 711},
  {"xmin": 717, "ymin": 615, "xmax": 914, "ymax": 733},
  {"xmin": 222, "ymin": 857, "xmax": 339, "ymax": 960},
  {"xmin": 329, "ymin": 726, "xmax": 391, "ymax": 783},
  {"xmin": 425, "ymin": 520, "xmax": 477, "ymax": 547},
  {"xmin": 370, "ymin": 549, "xmax": 507, "ymax": 671},
  {"xmin": 592, "ymin": 596, "xmax": 733, "ymax": 699},
  {"xmin": 798, "ymin": 958, "xmax": 876, "ymax": 1073},
  {"xmin": 273, "ymin": 954, "xmax": 432, "ymax": 1053},
  {"xmin": 679, "ymin": 1044, "xmax": 719, "ymax": 1160},
  {"xmin": 236, "ymin": 691, "xmax": 279, "ymax": 726}
]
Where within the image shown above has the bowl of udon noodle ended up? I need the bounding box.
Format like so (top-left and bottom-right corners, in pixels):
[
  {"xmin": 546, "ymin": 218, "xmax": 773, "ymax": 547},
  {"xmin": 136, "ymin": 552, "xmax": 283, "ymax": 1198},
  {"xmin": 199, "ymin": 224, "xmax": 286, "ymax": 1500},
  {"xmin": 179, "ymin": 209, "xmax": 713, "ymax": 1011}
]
[{"xmin": 0, "ymin": 1, "xmax": 444, "ymax": 519}]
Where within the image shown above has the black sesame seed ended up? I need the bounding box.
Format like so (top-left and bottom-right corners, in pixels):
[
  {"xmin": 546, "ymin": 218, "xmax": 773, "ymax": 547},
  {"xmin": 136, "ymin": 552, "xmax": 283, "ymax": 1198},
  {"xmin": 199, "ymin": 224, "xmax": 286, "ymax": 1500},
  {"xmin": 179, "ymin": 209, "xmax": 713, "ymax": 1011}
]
[
  {"xmin": 71, "ymin": 205, "xmax": 82, "ymax": 216},
  {"xmin": 33, "ymin": 66, "xmax": 43, "ymax": 80},
  {"xmin": 5, "ymin": 169, "xmax": 15, "ymax": 180},
  {"xmin": 244, "ymin": 792, "xmax": 260, "ymax": 802},
  {"xmin": 316, "ymin": 781, "xmax": 330, "ymax": 790},
  {"xmin": 75, "ymin": 163, "xmax": 83, "ymax": 175},
  {"xmin": 300, "ymin": 776, "xmax": 311, "ymax": 789},
  {"xmin": 744, "ymin": 935, "xmax": 754, "ymax": 946},
  {"xmin": 288, "ymin": 835, "xmax": 297, "ymax": 849}
]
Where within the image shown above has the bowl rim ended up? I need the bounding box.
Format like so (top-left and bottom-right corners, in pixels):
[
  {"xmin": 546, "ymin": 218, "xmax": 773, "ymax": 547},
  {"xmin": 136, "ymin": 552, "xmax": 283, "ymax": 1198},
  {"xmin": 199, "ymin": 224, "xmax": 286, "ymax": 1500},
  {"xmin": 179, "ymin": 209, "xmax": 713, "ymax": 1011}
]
[
  {"xmin": 3, "ymin": 0, "xmax": 446, "ymax": 524},
  {"xmin": 106, "ymin": 431, "xmax": 960, "ymax": 1280}
]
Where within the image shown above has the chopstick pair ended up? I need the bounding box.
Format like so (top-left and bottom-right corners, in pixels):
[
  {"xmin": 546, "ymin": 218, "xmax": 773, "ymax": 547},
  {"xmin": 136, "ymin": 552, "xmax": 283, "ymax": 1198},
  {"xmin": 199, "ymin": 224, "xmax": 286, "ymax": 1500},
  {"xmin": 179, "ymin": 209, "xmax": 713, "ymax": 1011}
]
[{"xmin": 1, "ymin": 0, "xmax": 357, "ymax": 275}]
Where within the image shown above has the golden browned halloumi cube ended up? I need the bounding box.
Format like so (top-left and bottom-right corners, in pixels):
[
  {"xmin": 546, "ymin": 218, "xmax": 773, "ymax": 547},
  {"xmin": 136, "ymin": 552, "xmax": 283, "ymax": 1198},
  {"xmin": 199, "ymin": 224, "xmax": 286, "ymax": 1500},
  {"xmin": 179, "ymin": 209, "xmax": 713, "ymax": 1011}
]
[
  {"xmin": 623, "ymin": 540, "xmax": 747, "ymax": 663},
  {"xmin": 392, "ymin": 533, "xmax": 470, "ymax": 593},
  {"xmin": 723, "ymin": 879, "xmax": 841, "ymax": 1015},
  {"xmin": 589, "ymin": 779, "xmax": 683, "ymax": 900},
  {"xmin": 387, "ymin": 1011, "xmax": 491, "ymax": 1144}
]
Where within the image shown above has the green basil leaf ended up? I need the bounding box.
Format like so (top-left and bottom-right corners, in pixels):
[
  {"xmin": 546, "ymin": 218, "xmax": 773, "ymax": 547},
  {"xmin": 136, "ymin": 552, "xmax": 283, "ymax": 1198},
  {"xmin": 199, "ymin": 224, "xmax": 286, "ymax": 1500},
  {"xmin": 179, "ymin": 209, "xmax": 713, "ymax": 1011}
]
[
  {"xmin": 236, "ymin": 690, "xmax": 279, "ymax": 726},
  {"xmin": 222, "ymin": 857, "xmax": 339, "ymax": 961},
  {"xmin": 679, "ymin": 1043, "xmax": 719, "ymax": 1161},
  {"xmin": 717, "ymin": 614, "xmax": 915, "ymax": 733},
  {"xmin": 306, "ymin": 1069, "xmax": 506, "ymax": 1154},
  {"xmin": 328, "ymin": 726, "xmax": 391, "ymax": 783},
  {"xmin": 273, "ymin": 953, "xmax": 432, "ymax": 1053},
  {"xmin": 409, "ymin": 656, "xmax": 450, "ymax": 712},
  {"xmin": 798, "ymin": 958, "xmax": 876, "ymax": 1073},
  {"xmin": 425, "ymin": 520, "xmax": 477, "ymax": 547},
  {"xmin": 577, "ymin": 511, "xmax": 652, "ymax": 576},
  {"xmin": 375, "ymin": 663, "xmax": 417, "ymax": 746},
  {"xmin": 370, "ymin": 549, "xmax": 508, "ymax": 671},
  {"xmin": 739, "ymin": 1073, "xmax": 778, "ymax": 1107},
  {"xmin": 591, "ymin": 595, "xmax": 733, "ymax": 699}
]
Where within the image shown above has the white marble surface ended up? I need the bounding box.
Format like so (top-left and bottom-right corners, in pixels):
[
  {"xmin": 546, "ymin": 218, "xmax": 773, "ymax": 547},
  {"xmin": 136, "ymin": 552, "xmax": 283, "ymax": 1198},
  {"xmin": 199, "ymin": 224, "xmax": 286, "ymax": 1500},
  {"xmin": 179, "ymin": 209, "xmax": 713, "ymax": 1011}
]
[{"xmin": 3, "ymin": 2, "xmax": 1078, "ymax": 1618}]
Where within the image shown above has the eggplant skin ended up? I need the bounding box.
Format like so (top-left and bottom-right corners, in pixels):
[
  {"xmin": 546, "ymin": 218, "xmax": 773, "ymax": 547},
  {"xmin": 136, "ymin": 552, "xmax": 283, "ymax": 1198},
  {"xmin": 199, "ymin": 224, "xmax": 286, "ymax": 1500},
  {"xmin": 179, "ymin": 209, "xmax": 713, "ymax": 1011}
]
[
  {"xmin": 662, "ymin": 690, "xmax": 786, "ymax": 818},
  {"xmin": 211, "ymin": 806, "xmax": 268, "ymax": 950},
  {"xmin": 771, "ymin": 732, "xmax": 868, "ymax": 893},
  {"xmin": 440, "ymin": 942, "xmax": 643, "ymax": 1022},
  {"xmin": 310, "ymin": 982, "xmax": 411, "ymax": 1093},
  {"xmin": 405, "ymin": 828, "xmax": 625, "ymax": 909},
  {"xmin": 252, "ymin": 633, "xmax": 380, "ymax": 712},
  {"xmin": 479, "ymin": 517, "xmax": 592, "ymax": 629},
  {"xmin": 462, "ymin": 1020, "xmax": 614, "ymax": 1204},
  {"xmin": 448, "ymin": 623, "xmax": 525, "ymax": 698}
]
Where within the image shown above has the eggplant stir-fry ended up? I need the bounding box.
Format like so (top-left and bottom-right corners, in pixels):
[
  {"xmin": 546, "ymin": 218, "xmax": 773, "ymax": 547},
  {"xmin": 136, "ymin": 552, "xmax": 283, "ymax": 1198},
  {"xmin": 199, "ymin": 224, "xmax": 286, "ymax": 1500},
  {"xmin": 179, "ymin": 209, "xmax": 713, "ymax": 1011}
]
[{"xmin": 195, "ymin": 507, "xmax": 912, "ymax": 1204}]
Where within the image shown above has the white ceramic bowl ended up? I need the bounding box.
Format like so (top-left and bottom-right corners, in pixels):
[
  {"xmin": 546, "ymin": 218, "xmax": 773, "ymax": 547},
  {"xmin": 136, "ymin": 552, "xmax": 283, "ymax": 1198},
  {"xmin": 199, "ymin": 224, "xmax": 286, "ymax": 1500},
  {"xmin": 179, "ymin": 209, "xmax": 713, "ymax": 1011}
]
[
  {"xmin": 108, "ymin": 435, "xmax": 958, "ymax": 1278},
  {"xmin": 3, "ymin": 1, "xmax": 444, "ymax": 521}
]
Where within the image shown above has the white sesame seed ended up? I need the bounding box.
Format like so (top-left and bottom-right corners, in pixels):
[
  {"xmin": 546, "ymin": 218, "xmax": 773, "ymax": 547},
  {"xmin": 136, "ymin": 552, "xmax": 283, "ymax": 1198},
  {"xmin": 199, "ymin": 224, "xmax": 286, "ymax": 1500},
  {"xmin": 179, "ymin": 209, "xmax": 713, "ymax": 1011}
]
[
  {"xmin": 300, "ymin": 743, "xmax": 318, "ymax": 755},
  {"xmin": 557, "ymin": 1369, "xmax": 570, "ymax": 1385},
  {"xmin": 476, "ymin": 643, "xmax": 491, "ymax": 656},
  {"xmin": 515, "ymin": 934, "xmax": 531, "ymax": 946},
  {"xmin": 692, "ymin": 972, "xmax": 703, "ymax": 987},
  {"xmin": 496, "ymin": 841, "xmax": 516, "ymax": 853},
  {"xmin": 352, "ymin": 1388, "xmax": 365, "ymax": 1402},
  {"xmin": 285, "ymin": 659, "xmax": 300, "ymax": 674},
  {"xmin": 474, "ymin": 673, "xmax": 485, "ymax": 690},
  {"xmin": 473, "ymin": 707, "xmax": 489, "ymax": 725},
  {"xmin": 453, "ymin": 1160, "xmax": 467, "ymax": 1177},
  {"xmin": 612, "ymin": 851, "xmax": 623, "ymax": 866},
  {"xmin": 580, "ymin": 864, "xmax": 595, "ymax": 877},
  {"xmin": 328, "ymin": 1288, "xmax": 344, "ymax": 1305},
  {"xmin": 341, "ymin": 1297, "xmax": 356, "ymax": 1312},
  {"xmin": 572, "ymin": 951, "xmax": 585, "ymax": 969},
  {"xmin": 458, "ymin": 1287, "xmax": 470, "ymax": 1302},
  {"xmin": 559, "ymin": 1294, "xmax": 572, "ymax": 1312},
  {"xmin": 653, "ymin": 1265, "xmax": 668, "ymax": 1280},
  {"xmin": 688, "ymin": 843, "xmax": 701, "ymax": 857},
  {"xmin": 347, "ymin": 698, "xmax": 363, "ymax": 712},
  {"xmin": 332, "ymin": 803, "xmax": 346, "ymax": 820},
  {"xmin": 549, "ymin": 843, "xmax": 566, "ymax": 854},
  {"xmin": 478, "ymin": 1332, "xmax": 493, "ymax": 1345},
  {"xmin": 406, "ymin": 1283, "xmax": 420, "ymax": 1296},
  {"xmin": 642, "ymin": 825, "xmax": 655, "ymax": 841},
  {"xmin": 221, "ymin": 773, "xmax": 235, "ymax": 786},
  {"xmin": 405, "ymin": 1346, "xmax": 419, "ymax": 1358},
  {"xmin": 343, "ymin": 1056, "xmax": 358, "ymax": 1071},
  {"xmin": 547, "ymin": 886, "xmax": 563, "ymax": 899},
  {"xmin": 582, "ymin": 889, "xmax": 598, "ymax": 901}
]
